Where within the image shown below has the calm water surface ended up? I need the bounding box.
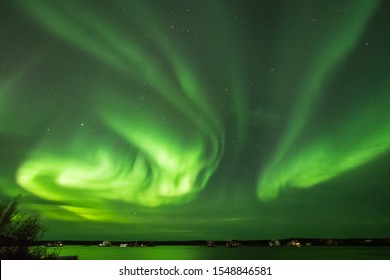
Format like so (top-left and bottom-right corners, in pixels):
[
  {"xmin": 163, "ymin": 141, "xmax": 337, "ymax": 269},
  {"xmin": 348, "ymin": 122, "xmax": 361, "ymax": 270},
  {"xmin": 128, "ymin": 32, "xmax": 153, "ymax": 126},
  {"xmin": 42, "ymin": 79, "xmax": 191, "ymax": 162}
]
[{"xmin": 56, "ymin": 246, "xmax": 390, "ymax": 260}]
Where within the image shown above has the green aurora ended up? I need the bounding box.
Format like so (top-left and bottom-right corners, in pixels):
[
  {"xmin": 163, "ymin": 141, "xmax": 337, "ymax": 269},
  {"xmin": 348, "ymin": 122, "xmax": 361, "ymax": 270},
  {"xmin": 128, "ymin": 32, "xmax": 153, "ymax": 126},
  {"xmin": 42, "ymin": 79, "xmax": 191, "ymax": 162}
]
[{"xmin": 1, "ymin": 0, "xmax": 389, "ymax": 240}]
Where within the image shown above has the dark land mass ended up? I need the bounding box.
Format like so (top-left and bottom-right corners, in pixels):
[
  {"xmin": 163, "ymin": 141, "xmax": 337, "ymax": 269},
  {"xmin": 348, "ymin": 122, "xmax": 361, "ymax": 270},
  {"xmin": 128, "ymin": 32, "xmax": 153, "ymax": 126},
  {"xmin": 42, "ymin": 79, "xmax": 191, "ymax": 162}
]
[{"xmin": 39, "ymin": 238, "xmax": 390, "ymax": 247}]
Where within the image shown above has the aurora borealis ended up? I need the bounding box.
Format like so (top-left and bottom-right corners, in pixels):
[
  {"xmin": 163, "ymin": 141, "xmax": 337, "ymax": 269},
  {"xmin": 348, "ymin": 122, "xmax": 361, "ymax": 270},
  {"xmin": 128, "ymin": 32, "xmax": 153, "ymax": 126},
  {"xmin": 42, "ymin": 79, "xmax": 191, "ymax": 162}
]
[{"xmin": 1, "ymin": 0, "xmax": 389, "ymax": 241}]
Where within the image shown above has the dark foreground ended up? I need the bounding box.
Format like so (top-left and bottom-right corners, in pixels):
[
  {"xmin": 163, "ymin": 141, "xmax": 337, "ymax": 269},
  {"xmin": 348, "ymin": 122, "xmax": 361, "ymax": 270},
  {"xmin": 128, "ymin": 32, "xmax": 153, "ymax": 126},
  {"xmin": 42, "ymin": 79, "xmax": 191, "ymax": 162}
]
[{"xmin": 55, "ymin": 245, "xmax": 390, "ymax": 260}]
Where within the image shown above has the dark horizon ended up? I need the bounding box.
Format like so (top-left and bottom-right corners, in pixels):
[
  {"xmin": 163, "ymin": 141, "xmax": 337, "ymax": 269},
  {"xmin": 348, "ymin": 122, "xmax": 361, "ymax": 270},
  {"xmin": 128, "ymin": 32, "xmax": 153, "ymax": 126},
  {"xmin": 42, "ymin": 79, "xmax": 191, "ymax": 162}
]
[{"xmin": 41, "ymin": 237, "xmax": 390, "ymax": 245}]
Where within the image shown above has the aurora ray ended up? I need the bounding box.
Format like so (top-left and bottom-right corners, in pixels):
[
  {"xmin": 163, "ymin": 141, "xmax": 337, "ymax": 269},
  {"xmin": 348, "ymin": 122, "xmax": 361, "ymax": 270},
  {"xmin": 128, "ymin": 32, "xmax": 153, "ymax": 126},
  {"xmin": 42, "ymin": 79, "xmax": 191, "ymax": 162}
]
[
  {"xmin": 14, "ymin": 0, "xmax": 225, "ymax": 216},
  {"xmin": 256, "ymin": 0, "xmax": 382, "ymax": 200}
]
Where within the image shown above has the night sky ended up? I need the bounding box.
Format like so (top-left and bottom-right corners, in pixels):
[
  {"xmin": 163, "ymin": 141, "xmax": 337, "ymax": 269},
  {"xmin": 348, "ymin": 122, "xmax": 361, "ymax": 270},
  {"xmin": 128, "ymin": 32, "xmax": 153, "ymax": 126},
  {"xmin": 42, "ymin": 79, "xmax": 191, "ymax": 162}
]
[{"xmin": 1, "ymin": 0, "xmax": 389, "ymax": 241}]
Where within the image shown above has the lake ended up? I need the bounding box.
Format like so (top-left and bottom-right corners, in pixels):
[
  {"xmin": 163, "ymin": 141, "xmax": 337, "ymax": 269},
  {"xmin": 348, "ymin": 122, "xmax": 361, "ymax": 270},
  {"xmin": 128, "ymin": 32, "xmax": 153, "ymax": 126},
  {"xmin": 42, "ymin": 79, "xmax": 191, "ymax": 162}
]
[{"xmin": 55, "ymin": 245, "xmax": 390, "ymax": 260}]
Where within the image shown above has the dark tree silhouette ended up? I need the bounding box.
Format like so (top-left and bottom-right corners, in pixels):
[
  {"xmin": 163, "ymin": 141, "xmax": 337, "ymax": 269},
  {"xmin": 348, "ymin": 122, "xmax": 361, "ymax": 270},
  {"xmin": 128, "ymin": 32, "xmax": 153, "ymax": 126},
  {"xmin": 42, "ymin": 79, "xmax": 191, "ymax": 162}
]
[{"xmin": 0, "ymin": 195, "xmax": 58, "ymax": 259}]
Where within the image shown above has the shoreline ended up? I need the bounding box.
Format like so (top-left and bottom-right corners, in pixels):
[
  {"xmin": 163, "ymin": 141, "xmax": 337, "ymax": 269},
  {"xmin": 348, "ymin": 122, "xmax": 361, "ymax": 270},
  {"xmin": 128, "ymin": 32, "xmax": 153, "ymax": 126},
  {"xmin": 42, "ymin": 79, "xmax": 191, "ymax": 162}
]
[{"xmin": 40, "ymin": 238, "xmax": 390, "ymax": 247}]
